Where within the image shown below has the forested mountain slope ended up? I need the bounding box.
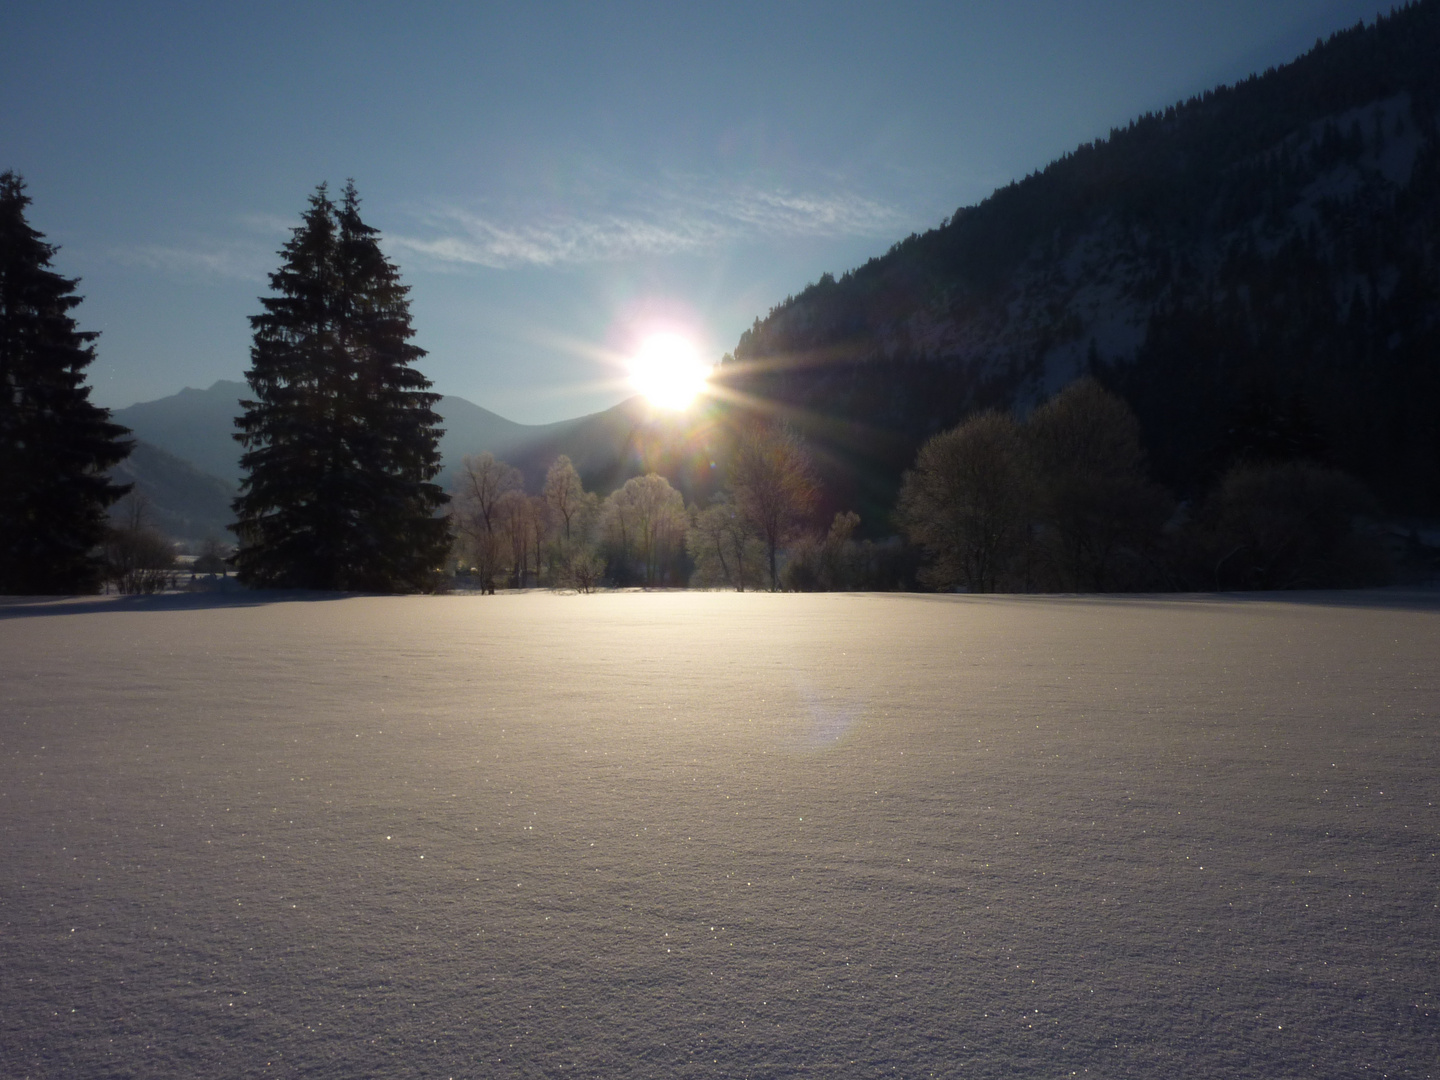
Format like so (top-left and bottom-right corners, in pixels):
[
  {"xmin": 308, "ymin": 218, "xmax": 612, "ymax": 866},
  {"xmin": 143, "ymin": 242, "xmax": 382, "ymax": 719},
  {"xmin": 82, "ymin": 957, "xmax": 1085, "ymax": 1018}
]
[
  {"xmin": 107, "ymin": 440, "xmax": 235, "ymax": 543},
  {"xmin": 112, "ymin": 381, "xmax": 254, "ymax": 485},
  {"xmin": 718, "ymin": 2, "xmax": 1440, "ymax": 520}
]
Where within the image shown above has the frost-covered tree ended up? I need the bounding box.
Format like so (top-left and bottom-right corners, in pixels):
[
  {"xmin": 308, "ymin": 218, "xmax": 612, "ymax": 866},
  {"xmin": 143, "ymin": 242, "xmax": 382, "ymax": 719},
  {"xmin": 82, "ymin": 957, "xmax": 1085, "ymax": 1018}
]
[
  {"xmin": 601, "ymin": 473, "xmax": 686, "ymax": 586},
  {"xmin": 897, "ymin": 411, "xmax": 1034, "ymax": 592},
  {"xmin": 540, "ymin": 455, "xmax": 604, "ymax": 587},
  {"xmin": 0, "ymin": 171, "xmax": 132, "ymax": 594},
  {"xmin": 233, "ymin": 182, "xmax": 449, "ymax": 591},
  {"xmin": 687, "ymin": 494, "xmax": 761, "ymax": 591},
  {"xmin": 1026, "ymin": 378, "xmax": 1171, "ymax": 591},
  {"xmin": 729, "ymin": 421, "xmax": 818, "ymax": 590},
  {"xmin": 1189, "ymin": 460, "xmax": 1387, "ymax": 590},
  {"xmin": 527, "ymin": 493, "xmax": 551, "ymax": 584},
  {"xmin": 451, "ymin": 451, "xmax": 521, "ymax": 594},
  {"xmin": 496, "ymin": 487, "xmax": 536, "ymax": 588},
  {"xmin": 782, "ymin": 510, "xmax": 863, "ymax": 592},
  {"xmin": 543, "ymin": 455, "xmax": 585, "ymax": 550}
]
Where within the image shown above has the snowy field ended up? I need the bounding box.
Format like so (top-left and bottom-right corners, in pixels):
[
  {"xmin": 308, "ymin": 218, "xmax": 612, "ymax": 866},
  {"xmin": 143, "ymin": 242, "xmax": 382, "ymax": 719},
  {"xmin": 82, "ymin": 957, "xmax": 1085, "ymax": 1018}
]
[{"xmin": 1, "ymin": 590, "xmax": 1436, "ymax": 1079}]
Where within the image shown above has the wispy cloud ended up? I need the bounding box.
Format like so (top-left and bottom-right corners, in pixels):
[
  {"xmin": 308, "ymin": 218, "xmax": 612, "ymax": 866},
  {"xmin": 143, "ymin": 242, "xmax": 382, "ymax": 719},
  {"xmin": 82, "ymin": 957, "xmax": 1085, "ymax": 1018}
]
[
  {"xmin": 389, "ymin": 212, "xmax": 727, "ymax": 268},
  {"xmin": 102, "ymin": 180, "xmax": 908, "ymax": 280},
  {"xmin": 716, "ymin": 187, "xmax": 904, "ymax": 236},
  {"xmin": 110, "ymin": 241, "xmax": 274, "ymax": 282},
  {"xmin": 105, "ymin": 212, "xmax": 293, "ymax": 282},
  {"xmin": 388, "ymin": 179, "xmax": 906, "ymax": 270},
  {"xmin": 238, "ymin": 212, "xmax": 299, "ymax": 237}
]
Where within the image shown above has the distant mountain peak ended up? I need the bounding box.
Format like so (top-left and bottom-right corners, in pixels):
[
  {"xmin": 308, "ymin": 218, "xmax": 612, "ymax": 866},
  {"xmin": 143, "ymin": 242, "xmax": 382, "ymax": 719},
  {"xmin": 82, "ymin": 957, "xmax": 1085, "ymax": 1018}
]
[{"xmin": 110, "ymin": 377, "xmax": 669, "ymax": 506}]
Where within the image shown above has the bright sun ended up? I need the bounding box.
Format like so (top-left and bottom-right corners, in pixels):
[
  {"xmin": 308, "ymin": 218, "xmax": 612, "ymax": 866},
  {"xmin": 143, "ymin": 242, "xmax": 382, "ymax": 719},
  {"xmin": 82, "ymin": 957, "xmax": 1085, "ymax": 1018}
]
[{"xmin": 628, "ymin": 333, "xmax": 710, "ymax": 410}]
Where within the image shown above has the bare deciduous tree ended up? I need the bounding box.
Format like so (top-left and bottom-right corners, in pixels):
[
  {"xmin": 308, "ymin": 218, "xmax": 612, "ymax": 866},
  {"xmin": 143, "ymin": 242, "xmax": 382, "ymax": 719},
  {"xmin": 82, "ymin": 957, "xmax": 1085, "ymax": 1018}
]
[
  {"xmin": 495, "ymin": 488, "xmax": 529, "ymax": 588},
  {"xmin": 192, "ymin": 537, "xmax": 232, "ymax": 576},
  {"xmin": 729, "ymin": 422, "xmax": 819, "ymax": 591},
  {"xmin": 601, "ymin": 473, "xmax": 686, "ymax": 586},
  {"xmin": 528, "ymin": 494, "xmax": 550, "ymax": 586},
  {"xmin": 544, "ymin": 456, "xmax": 585, "ymax": 550},
  {"xmin": 560, "ymin": 550, "xmax": 605, "ymax": 593},
  {"xmin": 103, "ymin": 494, "xmax": 176, "ymax": 594},
  {"xmin": 897, "ymin": 411, "xmax": 1034, "ymax": 592},
  {"xmin": 452, "ymin": 452, "xmax": 521, "ymax": 594},
  {"xmin": 1191, "ymin": 460, "xmax": 1387, "ymax": 589},
  {"xmin": 687, "ymin": 495, "xmax": 761, "ymax": 591},
  {"xmin": 783, "ymin": 510, "xmax": 863, "ymax": 591},
  {"xmin": 1026, "ymin": 378, "xmax": 1171, "ymax": 591}
]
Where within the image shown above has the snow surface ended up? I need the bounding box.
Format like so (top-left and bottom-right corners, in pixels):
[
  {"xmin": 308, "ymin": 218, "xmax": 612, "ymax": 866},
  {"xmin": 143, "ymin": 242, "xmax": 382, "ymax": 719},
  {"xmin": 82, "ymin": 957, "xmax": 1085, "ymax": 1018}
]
[{"xmin": 1, "ymin": 590, "xmax": 1436, "ymax": 1079}]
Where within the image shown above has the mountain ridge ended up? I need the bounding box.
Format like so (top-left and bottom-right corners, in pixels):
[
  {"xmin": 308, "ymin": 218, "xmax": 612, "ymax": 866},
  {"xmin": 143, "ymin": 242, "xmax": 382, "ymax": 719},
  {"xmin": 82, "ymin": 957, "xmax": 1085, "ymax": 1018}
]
[
  {"xmin": 111, "ymin": 379, "xmax": 631, "ymax": 485},
  {"xmin": 717, "ymin": 2, "xmax": 1440, "ymax": 520},
  {"xmin": 108, "ymin": 381, "xmax": 707, "ymax": 537}
]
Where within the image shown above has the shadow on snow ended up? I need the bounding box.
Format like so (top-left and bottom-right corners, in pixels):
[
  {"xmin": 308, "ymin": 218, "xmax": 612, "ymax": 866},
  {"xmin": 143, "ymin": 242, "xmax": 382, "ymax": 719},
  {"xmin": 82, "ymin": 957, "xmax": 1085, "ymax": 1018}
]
[{"xmin": 0, "ymin": 589, "xmax": 359, "ymax": 620}]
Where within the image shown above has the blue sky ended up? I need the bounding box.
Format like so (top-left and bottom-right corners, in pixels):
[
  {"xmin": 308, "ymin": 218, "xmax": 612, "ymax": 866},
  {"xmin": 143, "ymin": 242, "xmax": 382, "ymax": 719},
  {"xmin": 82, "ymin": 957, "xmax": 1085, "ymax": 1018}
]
[{"xmin": 2, "ymin": 0, "xmax": 1384, "ymax": 422}]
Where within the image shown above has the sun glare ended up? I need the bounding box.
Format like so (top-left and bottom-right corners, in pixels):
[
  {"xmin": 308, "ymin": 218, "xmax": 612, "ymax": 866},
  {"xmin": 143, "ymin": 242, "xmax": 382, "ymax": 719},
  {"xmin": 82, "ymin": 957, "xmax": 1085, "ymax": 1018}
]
[{"xmin": 628, "ymin": 333, "xmax": 710, "ymax": 410}]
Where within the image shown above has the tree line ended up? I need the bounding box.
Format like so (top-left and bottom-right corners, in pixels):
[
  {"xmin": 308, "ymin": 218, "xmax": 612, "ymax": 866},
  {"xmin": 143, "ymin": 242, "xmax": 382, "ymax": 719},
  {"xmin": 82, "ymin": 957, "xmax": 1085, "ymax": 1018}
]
[
  {"xmin": 0, "ymin": 171, "xmax": 1400, "ymax": 596},
  {"xmin": 898, "ymin": 377, "xmax": 1391, "ymax": 592},
  {"xmin": 451, "ymin": 423, "xmax": 831, "ymax": 593}
]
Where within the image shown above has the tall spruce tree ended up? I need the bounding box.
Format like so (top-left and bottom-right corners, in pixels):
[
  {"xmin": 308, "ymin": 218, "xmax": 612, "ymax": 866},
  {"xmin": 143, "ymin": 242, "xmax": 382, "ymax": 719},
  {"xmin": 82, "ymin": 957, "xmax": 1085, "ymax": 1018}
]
[
  {"xmin": 233, "ymin": 182, "xmax": 449, "ymax": 591},
  {"xmin": 0, "ymin": 171, "xmax": 132, "ymax": 594}
]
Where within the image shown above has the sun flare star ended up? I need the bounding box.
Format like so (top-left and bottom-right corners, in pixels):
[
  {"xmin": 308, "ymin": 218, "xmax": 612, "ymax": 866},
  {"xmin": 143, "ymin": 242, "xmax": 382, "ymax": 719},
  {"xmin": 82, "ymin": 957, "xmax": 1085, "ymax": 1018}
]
[{"xmin": 628, "ymin": 333, "xmax": 711, "ymax": 410}]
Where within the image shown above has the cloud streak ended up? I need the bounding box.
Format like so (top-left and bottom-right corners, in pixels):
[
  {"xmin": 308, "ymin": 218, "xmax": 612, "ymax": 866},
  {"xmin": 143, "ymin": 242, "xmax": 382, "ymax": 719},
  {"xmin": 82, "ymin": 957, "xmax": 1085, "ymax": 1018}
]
[
  {"xmin": 388, "ymin": 181, "xmax": 906, "ymax": 270},
  {"xmin": 103, "ymin": 181, "xmax": 909, "ymax": 280},
  {"xmin": 110, "ymin": 242, "xmax": 273, "ymax": 282},
  {"xmin": 105, "ymin": 212, "xmax": 296, "ymax": 282}
]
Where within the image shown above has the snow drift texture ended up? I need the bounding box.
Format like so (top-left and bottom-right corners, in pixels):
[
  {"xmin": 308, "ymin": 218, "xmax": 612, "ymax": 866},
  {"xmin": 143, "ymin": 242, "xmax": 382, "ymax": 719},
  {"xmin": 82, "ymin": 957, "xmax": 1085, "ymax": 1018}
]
[{"xmin": 1, "ymin": 591, "xmax": 1436, "ymax": 1078}]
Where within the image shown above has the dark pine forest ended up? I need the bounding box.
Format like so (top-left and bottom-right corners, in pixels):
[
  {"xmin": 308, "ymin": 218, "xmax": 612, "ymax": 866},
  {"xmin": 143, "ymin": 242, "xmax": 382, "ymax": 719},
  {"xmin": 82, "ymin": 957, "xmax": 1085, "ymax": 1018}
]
[{"xmin": 717, "ymin": 2, "xmax": 1440, "ymax": 527}]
